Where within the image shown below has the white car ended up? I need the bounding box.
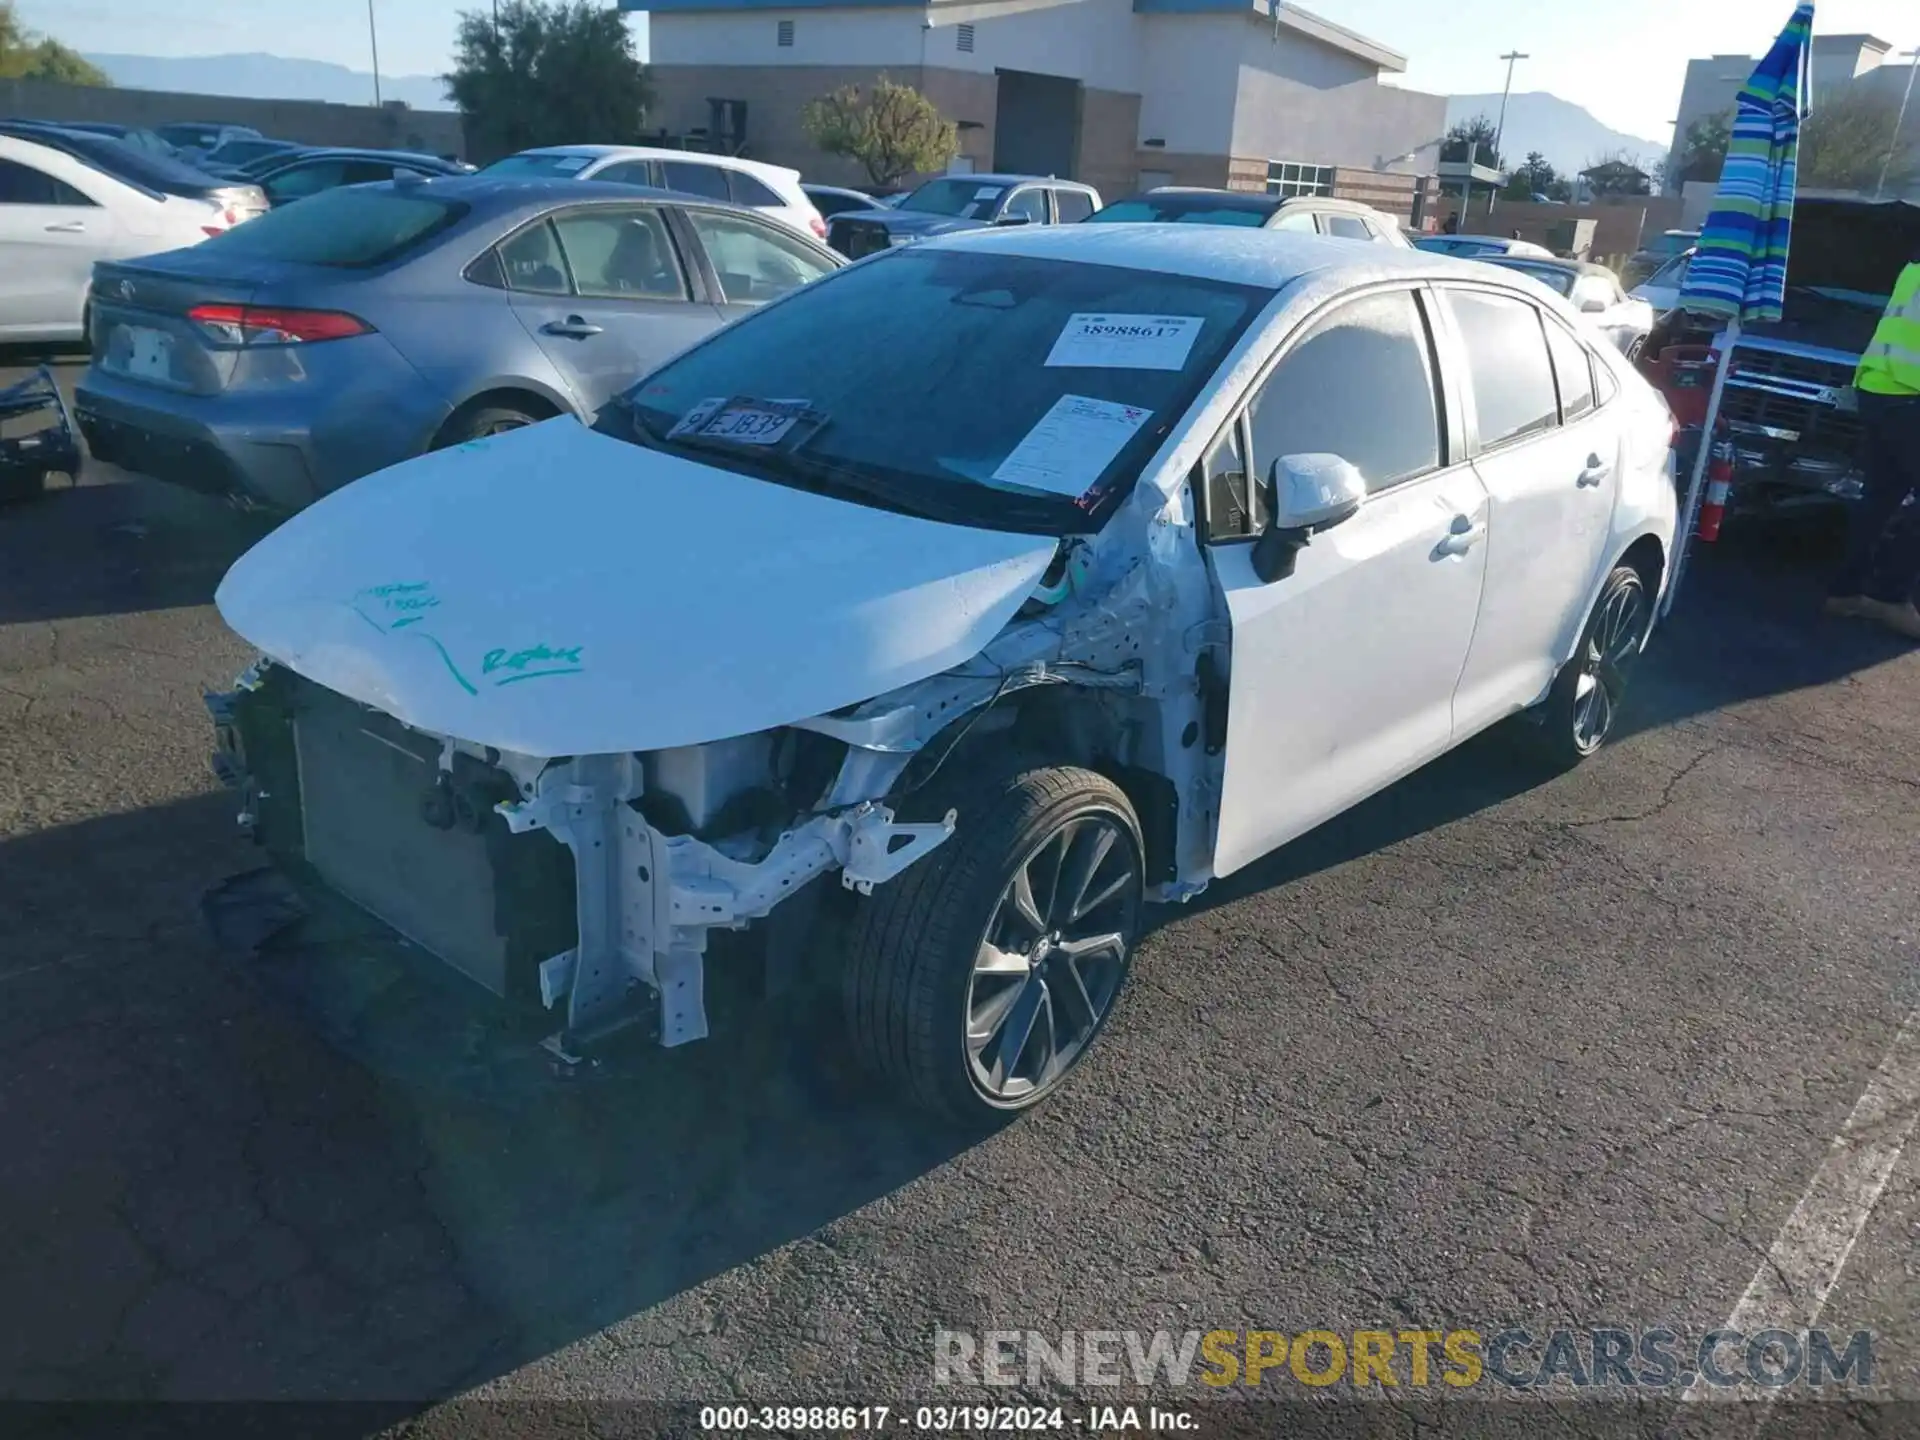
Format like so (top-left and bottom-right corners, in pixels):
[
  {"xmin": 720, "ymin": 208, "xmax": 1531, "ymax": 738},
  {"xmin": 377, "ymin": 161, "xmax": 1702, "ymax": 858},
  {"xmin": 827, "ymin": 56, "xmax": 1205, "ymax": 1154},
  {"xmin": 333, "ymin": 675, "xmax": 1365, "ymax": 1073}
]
[
  {"xmin": 1631, "ymin": 249, "xmax": 1694, "ymax": 313},
  {"xmin": 0, "ymin": 133, "xmax": 231, "ymax": 344},
  {"xmin": 207, "ymin": 227, "xmax": 1677, "ymax": 1123},
  {"xmin": 1490, "ymin": 257, "xmax": 1656, "ymax": 358},
  {"xmin": 481, "ymin": 145, "xmax": 828, "ymax": 243}
]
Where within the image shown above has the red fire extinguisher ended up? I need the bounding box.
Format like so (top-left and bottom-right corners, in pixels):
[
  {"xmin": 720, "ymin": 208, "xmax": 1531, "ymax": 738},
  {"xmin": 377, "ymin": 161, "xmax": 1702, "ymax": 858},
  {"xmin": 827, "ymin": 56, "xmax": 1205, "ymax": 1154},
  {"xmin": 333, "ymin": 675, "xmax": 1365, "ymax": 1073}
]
[{"xmin": 1697, "ymin": 436, "xmax": 1734, "ymax": 543}]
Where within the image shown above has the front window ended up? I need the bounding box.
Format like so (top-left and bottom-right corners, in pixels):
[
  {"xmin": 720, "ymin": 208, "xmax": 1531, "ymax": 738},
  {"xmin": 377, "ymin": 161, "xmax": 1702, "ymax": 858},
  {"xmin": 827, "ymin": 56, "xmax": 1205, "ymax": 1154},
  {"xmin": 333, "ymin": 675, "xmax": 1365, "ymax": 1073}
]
[
  {"xmin": 1088, "ymin": 198, "xmax": 1270, "ymax": 228},
  {"xmin": 612, "ymin": 250, "xmax": 1268, "ymax": 535},
  {"xmin": 898, "ymin": 178, "xmax": 1006, "ymax": 219},
  {"xmin": 481, "ymin": 152, "xmax": 601, "ymax": 178}
]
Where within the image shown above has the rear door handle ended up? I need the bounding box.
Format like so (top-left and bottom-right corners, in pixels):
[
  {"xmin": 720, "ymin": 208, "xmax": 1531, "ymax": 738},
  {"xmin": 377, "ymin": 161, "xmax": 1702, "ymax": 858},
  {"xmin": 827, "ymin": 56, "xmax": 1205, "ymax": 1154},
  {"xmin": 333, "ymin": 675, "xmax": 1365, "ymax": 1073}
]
[
  {"xmin": 44, "ymin": 221, "xmax": 87, "ymax": 233},
  {"xmin": 540, "ymin": 316, "xmax": 603, "ymax": 338},
  {"xmin": 1577, "ymin": 453, "xmax": 1612, "ymax": 487},
  {"xmin": 1435, "ymin": 513, "xmax": 1486, "ymax": 558}
]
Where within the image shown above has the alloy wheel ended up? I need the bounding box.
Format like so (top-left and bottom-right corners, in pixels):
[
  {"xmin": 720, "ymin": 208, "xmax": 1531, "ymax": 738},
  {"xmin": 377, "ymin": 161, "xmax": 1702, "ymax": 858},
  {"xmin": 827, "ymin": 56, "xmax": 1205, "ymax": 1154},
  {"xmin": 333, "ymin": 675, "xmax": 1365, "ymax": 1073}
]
[
  {"xmin": 1571, "ymin": 578, "xmax": 1647, "ymax": 753},
  {"xmin": 965, "ymin": 814, "xmax": 1141, "ymax": 1104}
]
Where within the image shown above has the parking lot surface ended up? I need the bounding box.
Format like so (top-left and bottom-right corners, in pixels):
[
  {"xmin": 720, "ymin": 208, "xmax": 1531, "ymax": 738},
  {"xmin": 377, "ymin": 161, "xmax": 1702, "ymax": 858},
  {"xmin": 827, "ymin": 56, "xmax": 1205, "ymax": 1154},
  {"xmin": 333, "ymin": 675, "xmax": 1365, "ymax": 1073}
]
[{"xmin": 2, "ymin": 355, "xmax": 1917, "ymax": 1433}]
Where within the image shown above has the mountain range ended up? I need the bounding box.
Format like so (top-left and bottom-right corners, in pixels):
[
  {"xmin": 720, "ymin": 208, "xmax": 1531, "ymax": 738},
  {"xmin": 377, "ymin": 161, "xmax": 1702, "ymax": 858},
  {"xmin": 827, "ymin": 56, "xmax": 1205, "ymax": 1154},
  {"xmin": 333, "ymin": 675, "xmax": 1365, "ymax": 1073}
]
[
  {"xmin": 84, "ymin": 53, "xmax": 453, "ymax": 111},
  {"xmin": 1444, "ymin": 92, "xmax": 1668, "ymax": 178}
]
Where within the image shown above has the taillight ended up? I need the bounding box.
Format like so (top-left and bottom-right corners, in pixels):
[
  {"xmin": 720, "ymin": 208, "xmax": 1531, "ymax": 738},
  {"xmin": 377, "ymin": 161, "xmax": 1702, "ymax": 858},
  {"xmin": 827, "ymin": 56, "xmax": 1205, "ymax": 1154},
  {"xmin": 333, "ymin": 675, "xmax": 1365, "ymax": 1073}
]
[
  {"xmin": 187, "ymin": 303, "xmax": 373, "ymax": 345},
  {"xmin": 810, "ymin": 214, "xmax": 827, "ymax": 240}
]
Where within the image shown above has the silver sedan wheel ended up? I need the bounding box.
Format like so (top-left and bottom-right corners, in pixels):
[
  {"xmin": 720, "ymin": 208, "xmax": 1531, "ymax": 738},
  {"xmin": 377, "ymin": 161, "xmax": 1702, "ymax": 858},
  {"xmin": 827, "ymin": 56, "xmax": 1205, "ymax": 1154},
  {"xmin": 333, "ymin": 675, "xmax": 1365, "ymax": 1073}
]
[
  {"xmin": 1572, "ymin": 576, "xmax": 1648, "ymax": 753},
  {"xmin": 965, "ymin": 813, "xmax": 1141, "ymax": 1104}
]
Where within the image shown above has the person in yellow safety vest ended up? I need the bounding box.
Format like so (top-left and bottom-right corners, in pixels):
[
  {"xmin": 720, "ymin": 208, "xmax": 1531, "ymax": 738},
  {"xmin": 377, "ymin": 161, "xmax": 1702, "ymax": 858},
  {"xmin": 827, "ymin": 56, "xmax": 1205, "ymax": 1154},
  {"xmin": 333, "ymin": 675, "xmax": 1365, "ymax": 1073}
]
[{"xmin": 1826, "ymin": 248, "xmax": 1920, "ymax": 640}]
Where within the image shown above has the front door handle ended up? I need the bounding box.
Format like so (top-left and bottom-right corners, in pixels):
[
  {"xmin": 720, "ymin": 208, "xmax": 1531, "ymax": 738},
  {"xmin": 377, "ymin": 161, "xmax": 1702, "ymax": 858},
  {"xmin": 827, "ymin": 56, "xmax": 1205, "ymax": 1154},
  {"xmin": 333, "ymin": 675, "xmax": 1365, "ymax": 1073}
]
[
  {"xmin": 1434, "ymin": 513, "xmax": 1486, "ymax": 558},
  {"xmin": 1577, "ymin": 453, "xmax": 1612, "ymax": 487},
  {"xmin": 540, "ymin": 316, "xmax": 603, "ymax": 338},
  {"xmin": 44, "ymin": 221, "xmax": 87, "ymax": 233}
]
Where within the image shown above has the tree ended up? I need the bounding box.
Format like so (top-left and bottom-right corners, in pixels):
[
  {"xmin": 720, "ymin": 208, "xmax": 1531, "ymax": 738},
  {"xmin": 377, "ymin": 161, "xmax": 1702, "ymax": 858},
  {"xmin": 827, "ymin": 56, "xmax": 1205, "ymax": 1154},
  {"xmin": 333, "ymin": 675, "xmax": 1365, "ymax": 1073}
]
[
  {"xmin": 444, "ymin": 0, "xmax": 651, "ymax": 162},
  {"xmin": 1504, "ymin": 150, "xmax": 1558, "ymax": 199},
  {"xmin": 1799, "ymin": 86, "xmax": 1919, "ymax": 195},
  {"xmin": 1440, "ymin": 115, "xmax": 1505, "ymax": 171},
  {"xmin": 801, "ymin": 76, "xmax": 956, "ymax": 188},
  {"xmin": 0, "ymin": 1, "xmax": 111, "ymax": 85},
  {"xmin": 1673, "ymin": 108, "xmax": 1732, "ymax": 186}
]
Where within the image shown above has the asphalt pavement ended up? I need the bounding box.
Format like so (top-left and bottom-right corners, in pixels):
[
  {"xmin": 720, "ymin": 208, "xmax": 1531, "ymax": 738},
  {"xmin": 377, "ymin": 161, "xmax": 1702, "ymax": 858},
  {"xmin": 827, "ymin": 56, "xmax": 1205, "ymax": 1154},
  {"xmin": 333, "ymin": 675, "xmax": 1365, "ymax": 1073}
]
[{"xmin": 1, "ymin": 353, "xmax": 1916, "ymax": 1437}]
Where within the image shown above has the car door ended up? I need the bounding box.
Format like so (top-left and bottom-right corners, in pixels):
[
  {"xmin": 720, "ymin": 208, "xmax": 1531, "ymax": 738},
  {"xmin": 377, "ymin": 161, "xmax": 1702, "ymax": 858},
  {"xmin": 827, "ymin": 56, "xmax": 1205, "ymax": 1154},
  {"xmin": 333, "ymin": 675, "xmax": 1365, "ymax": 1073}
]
[
  {"xmin": 1206, "ymin": 285, "xmax": 1491, "ymax": 877},
  {"xmin": 500, "ymin": 206, "xmax": 718, "ymax": 411},
  {"xmin": 1050, "ymin": 187, "xmax": 1095, "ymax": 224},
  {"xmin": 1441, "ymin": 286, "xmax": 1621, "ymax": 735},
  {"xmin": 0, "ymin": 155, "xmax": 116, "ymax": 339},
  {"xmin": 681, "ymin": 206, "xmax": 840, "ymax": 322}
]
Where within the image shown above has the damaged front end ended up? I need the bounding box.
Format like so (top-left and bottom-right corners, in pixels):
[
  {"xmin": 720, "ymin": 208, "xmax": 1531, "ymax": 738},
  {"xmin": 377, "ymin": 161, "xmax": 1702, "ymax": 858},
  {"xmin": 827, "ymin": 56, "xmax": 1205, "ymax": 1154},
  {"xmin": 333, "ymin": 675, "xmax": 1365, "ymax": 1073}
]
[{"xmin": 206, "ymin": 661, "xmax": 960, "ymax": 1066}]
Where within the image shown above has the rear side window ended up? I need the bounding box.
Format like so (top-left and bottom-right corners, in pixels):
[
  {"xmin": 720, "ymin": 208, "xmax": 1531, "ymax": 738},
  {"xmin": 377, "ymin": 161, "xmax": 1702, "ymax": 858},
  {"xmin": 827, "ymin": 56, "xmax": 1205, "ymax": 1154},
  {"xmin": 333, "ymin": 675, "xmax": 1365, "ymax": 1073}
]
[
  {"xmin": 0, "ymin": 158, "xmax": 94, "ymax": 206},
  {"xmin": 1323, "ymin": 214, "xmax": 1370, "ymax": 241},
  {"xmin": 192, "ymin": 187, "xmax": 467, "ymax": 268},
  {"xmin": 686, "ymin": 208, "xmax": 835, "ymax": 303},
  {"xmin": 726, "ymin": 170, "xmax": 784, "ymax": 207},
  {"xmin": 598, "ymin": 160, "xmax": 658, "ymax": 187},
  {"xmin": 1447, "ymin": 289, "xmax": 1560, "ymax": 449},
  {"xmin": 662, "ymin": 161, "xmax": 731, "ymax": 201},
  {"xmin": 1248, "ymin": 288, "xmax": 1443, "ymax": 493},
  {"xmin": 1544, "ymin": 320, "xmax": 1596, "ymax": 420},
  {"xmin": 1053, "ymin": 189, "xmax": 1095, "ymax": 223},
  {"xmin": 552, "ymin": 209, "xmax": 689, "ymax": 300}
]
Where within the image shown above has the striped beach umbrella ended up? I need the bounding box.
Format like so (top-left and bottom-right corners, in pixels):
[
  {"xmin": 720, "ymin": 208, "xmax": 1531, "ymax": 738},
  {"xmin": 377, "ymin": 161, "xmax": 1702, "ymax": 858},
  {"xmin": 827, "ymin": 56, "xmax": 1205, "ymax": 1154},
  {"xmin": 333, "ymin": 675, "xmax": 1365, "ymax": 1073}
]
[{"xmin": 1664, "ymin": 3, "xmax": 1816, "ymax": 615}]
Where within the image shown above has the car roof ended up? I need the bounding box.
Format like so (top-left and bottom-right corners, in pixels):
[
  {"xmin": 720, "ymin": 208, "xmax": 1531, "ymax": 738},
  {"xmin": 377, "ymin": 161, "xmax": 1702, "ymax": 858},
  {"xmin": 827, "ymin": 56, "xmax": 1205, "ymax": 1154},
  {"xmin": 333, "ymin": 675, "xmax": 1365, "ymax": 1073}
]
[
  {"xmin": 509, "ymin": 144, "xmax": 798, "ymax": 180},
  {"xmin": 269, "ymin": 146, "xmax": 461, "ymax": 167},
  {"xmin": 933, "ymin": 172, "xmax": 1097, "ymax": 191},
  {"xmin": 1274, "ymin": 196, "xmax": 1386, "ymax": 217},
  {"xmin": 1494, "ymin": 256, "xmax": 1614, "ymax": 278},
  {"xmin": 1128, "ymin": 188, "xmax": 1278, "ymax": 210},
  {"xmin": 921, "ymin": 221, "xmax": 1535, "ymax": 289},
  {"xmin": 359, "ymin": 174, "xmax": 836, "ymax": 236}
]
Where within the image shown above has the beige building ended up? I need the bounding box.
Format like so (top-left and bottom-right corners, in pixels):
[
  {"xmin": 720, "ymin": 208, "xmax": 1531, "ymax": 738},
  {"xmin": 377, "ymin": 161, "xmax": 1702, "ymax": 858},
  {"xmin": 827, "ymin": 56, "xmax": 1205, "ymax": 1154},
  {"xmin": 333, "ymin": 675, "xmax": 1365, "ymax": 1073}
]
[{"xmin": 622, "ymin": 0, "xmax": 1447, "ymax": 212}]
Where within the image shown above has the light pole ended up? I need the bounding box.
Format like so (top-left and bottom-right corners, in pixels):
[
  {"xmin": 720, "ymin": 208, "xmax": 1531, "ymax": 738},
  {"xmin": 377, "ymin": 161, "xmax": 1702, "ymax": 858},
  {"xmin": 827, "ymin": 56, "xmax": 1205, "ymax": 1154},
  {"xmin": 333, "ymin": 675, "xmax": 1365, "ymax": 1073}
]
[
  {"xmin": 1492, "ymin": 49, "xmax": 1529, "ymax": 171},
  {"xmin": 367, "ymin": 0, "xmax": 383, "ymax": 107},
  {"xmin": 1875, "ymin": 47, "xmax": 1919, "ymax": 201}
]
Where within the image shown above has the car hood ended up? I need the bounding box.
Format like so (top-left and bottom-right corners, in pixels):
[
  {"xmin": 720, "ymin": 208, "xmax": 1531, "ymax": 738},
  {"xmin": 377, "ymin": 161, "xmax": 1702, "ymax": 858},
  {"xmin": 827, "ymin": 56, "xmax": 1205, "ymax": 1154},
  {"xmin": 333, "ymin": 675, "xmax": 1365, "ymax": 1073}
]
[
  {"xmin": 215, "ymin": 420, "xmax": 1058, "ymax": 757},
  {"xmin": 848, "ymin": 210, "xmax": 992, "ymax": 238}
]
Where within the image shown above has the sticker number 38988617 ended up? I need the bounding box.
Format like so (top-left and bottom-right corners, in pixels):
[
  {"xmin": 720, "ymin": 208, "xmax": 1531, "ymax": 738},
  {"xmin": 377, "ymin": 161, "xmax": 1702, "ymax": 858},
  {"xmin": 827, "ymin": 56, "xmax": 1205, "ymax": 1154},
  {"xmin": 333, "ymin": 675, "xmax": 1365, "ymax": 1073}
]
[{"xmin": 1045, "ymin": 314, "xmax": 1204, "ymax": 371}]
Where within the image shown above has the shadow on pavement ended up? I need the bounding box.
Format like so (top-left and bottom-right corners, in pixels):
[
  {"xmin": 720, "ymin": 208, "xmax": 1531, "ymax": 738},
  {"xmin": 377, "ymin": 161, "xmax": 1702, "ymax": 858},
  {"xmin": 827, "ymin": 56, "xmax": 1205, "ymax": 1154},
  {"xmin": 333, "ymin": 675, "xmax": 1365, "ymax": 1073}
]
[{"xmin": 0, "ymin": 793, "xmax": 973, "ymax": 1410}]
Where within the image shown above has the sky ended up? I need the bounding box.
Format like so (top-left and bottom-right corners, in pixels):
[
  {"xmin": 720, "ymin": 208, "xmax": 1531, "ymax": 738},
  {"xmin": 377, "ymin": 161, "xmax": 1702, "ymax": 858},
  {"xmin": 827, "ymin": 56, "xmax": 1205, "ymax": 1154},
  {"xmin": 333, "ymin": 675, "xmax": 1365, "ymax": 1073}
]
[{"xmin": 20, "ymin": 0, "xmax": 1920, "ymax": 145}]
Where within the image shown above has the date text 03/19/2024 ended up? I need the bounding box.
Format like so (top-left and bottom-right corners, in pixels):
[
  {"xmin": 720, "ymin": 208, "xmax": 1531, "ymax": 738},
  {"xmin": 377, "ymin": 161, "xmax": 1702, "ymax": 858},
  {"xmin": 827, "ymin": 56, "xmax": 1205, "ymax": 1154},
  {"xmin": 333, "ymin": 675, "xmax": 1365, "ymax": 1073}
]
[{"xmin": 698, "ymin": 1405, "xmax": 1197, "ymax": 1432}]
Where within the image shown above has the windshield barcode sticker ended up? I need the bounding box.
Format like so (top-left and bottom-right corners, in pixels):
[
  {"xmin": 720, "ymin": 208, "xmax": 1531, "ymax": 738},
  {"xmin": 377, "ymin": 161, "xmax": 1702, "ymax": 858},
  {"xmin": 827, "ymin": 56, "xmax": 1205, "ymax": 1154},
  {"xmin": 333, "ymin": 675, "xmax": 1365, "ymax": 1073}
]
[
  {"xmin": 992, "ymin": 395, "xmax": 1153, "ymax": 499},
  {"xmin": 1046, "ymin": 314, "xmax": 1204, "ymax": 371}
]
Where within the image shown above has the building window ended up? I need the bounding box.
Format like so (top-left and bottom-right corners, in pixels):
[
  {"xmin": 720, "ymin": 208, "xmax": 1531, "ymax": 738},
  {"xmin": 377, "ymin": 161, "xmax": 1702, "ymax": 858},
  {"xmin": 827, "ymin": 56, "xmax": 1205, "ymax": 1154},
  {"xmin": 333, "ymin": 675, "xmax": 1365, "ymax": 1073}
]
[
  {"xmin": 1266, "ymin": 160, "xmax": 1336, "ymax": 198},
  {"xmin": 956, "ymin": 22, "xmax": 975, "ymax": 52},
  {"xmin": 776, "ymin": 19, "xmax": 794, "ymax": 46}
]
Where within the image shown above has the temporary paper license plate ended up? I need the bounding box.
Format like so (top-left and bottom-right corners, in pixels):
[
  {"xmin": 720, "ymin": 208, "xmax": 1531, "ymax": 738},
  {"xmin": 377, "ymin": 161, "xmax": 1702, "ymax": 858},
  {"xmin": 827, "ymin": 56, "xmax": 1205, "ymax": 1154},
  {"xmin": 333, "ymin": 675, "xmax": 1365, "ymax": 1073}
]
[{"xmin": 117, "ymin": 325, "xmax": 175, "ymax": 382}]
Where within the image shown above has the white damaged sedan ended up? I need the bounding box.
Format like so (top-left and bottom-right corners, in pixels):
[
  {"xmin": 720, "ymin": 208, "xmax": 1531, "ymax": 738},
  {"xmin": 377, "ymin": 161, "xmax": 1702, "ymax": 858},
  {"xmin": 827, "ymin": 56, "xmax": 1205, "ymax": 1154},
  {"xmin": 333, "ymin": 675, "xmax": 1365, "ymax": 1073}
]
[{"xmin": 208, "ymin": 224, "xmax": 1678, "ymax": 1122}]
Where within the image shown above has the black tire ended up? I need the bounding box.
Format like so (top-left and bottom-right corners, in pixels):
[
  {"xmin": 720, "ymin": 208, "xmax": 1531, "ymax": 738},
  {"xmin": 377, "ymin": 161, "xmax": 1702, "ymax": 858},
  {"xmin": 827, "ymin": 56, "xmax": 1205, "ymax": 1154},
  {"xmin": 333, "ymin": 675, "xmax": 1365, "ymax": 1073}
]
[
  {"xmin": 843, "ymin": 764, "xmax": 1145, "ymax": 1126},
  {"xmin": 1520, "ymin": 563, "xmax": 1651, "ymax": 771},
  {"xmin": 433, "ymin": 403, "xmax": 542, "ymax": 449}
]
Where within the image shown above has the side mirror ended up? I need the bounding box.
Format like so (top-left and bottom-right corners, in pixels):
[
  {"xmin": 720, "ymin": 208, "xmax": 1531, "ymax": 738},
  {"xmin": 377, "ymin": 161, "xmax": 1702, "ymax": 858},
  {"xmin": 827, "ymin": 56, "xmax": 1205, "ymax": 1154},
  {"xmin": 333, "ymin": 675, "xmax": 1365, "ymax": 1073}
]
[
  {"xmin": 994, "ymin": 213, "xmax": 1033, "ymax": 226},
  {"xmin": 1580, "ymin": 297, "xmax": 1607, "ymax": 314},
  {"xmin": 1251, "ymin": 454, "xmax": 1366, "ymax": 584}
]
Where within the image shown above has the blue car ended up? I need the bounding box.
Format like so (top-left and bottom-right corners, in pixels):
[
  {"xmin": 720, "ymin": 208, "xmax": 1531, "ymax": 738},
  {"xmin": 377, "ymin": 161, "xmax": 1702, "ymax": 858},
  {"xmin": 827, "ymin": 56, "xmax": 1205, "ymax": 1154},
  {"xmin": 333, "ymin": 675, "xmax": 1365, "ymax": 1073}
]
[{"xmin": 75, "ymin": 174, "xmax": 844, "ymax": 511}]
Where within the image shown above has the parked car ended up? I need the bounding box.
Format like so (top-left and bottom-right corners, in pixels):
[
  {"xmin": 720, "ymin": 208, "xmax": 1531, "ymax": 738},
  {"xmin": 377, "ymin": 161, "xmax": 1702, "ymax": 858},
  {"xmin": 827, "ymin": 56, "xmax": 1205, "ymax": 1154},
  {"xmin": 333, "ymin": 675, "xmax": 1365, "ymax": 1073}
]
[
  {"xmin": 1488, "ymin": 257, "xmax": 1654, "ymax": 357},
  {"xmin": 0, "ymin": 132, "xmax": 234, "ymax": 344},
  {"xmin": 1085, "ymin": 188, "xmax": 1410, "ymax": 245},
  {"xmin": 802, "ymin": 183, "xmax": 884, "ymax": 219},
  {"xmin": 42, "ymin": 121, "xmax": 185, "ymax": 161},
  {"xmin": 1622, "ymin": 228, "xmax": 1700, "ymax": 288},
  {"xmin": 1414, "ymin": 233, "xmax": 1558, "ymax": 260},
  {"xmin": 826, "ymin": 173, "xmax": 1102, "ymax": 258},
  {"xmin": 75, "ymin": 176, "xmax": 844, "ymax": 511},
  {"xmin": 202, "ymin": 224, "xmax": 1676, "ymax": 1123},
  {"xmin": 247, "ymin": 148, "xmax": 472, "ymax": 208},
  {"xmin": 197, "ymin": 136, "xmax": 303, "ymax": 177},
  {"xmin": 482, "ymin": 146, "xmax": 826, "ymax": 242},
  {"xmin": 154, "ymin": 122, "xmax": 263, "ymax": 160},
  {"xmin": 1630, "ymin": 249, "xmax": 1693, "ymax": 312},
  {"xmin": 227, "ymin": 146, "xmax": 315, "ymax": 181},
  {"xmin": 1642, "ymin": 197, "xmax": 1920, "ymax": 513},
  {"xmin": 0, "ymin": 121, "xmax": 268, "ymax": 224}
]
